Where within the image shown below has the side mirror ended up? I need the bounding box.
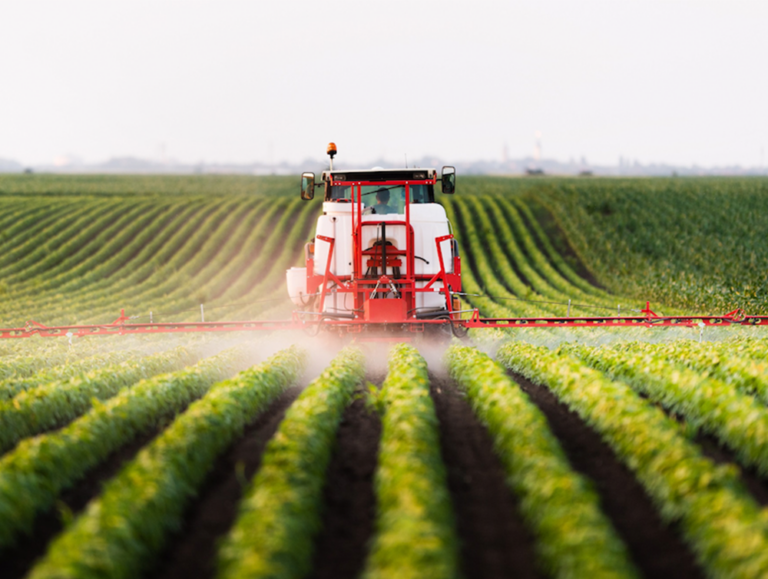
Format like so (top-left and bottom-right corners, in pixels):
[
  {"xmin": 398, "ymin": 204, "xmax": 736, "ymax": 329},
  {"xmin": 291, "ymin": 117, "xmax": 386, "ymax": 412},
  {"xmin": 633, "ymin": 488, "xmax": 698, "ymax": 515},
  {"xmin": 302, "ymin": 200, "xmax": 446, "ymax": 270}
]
[
  {"xmin": 300, "ymin": 172, "xmax": 315, "ymax": 200},
  {"xmin": 441, "ymin": 166, "xmax": 456, "ymax": 194}
]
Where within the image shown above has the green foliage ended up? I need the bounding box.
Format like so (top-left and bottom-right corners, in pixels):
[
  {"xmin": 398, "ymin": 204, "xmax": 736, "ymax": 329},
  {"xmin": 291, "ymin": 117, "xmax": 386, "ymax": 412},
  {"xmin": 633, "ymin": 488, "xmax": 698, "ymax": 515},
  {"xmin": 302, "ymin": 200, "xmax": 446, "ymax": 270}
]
[
  {"xmin": 496, "ymin": 341, "xmax": 768, "ymax": 579},
  {"xmin": 0, "ymin": 351, "xmax": 80, "ymax": 381},
  {"xmin": 637, "ymin": 338, "xmax": 768, "ymax": 403},
  {"xmin": 363, "ymin": 344, "xmax": 459, "ymax": 579},
  {"xmin": 567, "ymin": 341, "xmax": 768, "ymax": 476},
  {"xmin": 216, "ymin": 347, "xmax": 365, "ymax": 579},
  {"xmin": 0, "ymin": 180, "xmax": 319, "ymax": 327},
  {"xmin": 27, "ymin": 346, "xmax": 306, "ymax": 579},
  {"xmin": 0, "ymin": 347, "xmax": 243, "ymax": 549},
  {"xmin": 0, "ymin": 345, "xmax": 197, "ymax": 453},
  {"xmin": 532, "ymin": 177, "xmax": 768, "ymax": 313},
  {"xmin": 0, "ymin": 174, "xmax": 297, "ymax": 197},
  {"xmin": 447, "ymin": 344, "xmax": 638, "ymax": 579},
  {"xmin": 1, "ymin": 173, "xmax": 767, "ymax": 579},
  {"xmin": 0, "ymin": 349, "xmax": 139, "ymax": 400}
]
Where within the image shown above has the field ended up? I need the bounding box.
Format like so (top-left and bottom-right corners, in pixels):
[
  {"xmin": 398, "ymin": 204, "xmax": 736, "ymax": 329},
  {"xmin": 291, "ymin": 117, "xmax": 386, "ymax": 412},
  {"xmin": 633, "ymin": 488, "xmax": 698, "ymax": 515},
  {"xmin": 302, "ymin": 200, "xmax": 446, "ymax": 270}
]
[{"xmin": 1, "ymin": 173, "xmax": 768, "ymax": 579}]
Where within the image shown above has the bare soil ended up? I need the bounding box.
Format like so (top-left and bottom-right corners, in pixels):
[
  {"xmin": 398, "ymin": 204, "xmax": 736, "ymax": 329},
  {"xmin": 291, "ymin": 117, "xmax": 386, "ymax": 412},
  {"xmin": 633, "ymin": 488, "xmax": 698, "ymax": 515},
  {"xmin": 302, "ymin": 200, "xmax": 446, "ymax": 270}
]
[
  {"xmin": 430, "ymin": 374, "xmax": 543, "ymax": 579},
  {"xmin": 145, "ymin": 385, "xmax": 302, "ymax": 579},
  {"xmin": 694, "ymin": 433, "xmax": 768, "ymax": 506},
  {"xmin": 510, "ymin": 370, "xmax": 705, "ymax": 579},
  {"xmin": 307, "ymin": 396, "xmax": 382, "ymax": 579}
]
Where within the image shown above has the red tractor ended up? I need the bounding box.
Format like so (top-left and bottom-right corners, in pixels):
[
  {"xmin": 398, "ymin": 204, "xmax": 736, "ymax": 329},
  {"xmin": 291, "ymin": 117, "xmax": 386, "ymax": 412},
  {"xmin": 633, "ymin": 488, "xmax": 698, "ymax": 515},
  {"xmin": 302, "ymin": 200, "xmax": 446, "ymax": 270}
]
[{"xmin": 287, "ymin": 143, "xmax": 467, "ymax": 337}]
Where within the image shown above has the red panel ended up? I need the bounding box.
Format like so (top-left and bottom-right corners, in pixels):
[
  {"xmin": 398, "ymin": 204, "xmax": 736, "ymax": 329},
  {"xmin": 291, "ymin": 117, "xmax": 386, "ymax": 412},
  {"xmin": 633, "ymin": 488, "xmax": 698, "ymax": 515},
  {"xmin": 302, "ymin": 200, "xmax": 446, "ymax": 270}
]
[{"xmin": 364, "ymin": 299, "xmax": 408, "ymax": 323}]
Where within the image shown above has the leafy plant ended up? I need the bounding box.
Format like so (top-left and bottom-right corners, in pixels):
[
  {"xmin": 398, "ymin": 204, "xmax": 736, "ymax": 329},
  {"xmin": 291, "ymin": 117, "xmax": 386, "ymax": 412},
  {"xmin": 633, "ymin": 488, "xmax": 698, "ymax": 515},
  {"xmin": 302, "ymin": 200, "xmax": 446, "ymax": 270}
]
[
  {"xmin": 0, "ymin": 345, "xmax": 197, "ymax": 453},
  {"xmin": 497, "ymin": 340, "xmax": 768, "ymax": 579},
  {"xmin": 0, "ymin": 346, "xmax": 244, "ymax": 549},
  {"xmin": 27, "ymin": 346, "xmax": 306, "ymax": 579},
  {"xmin": 216, "ymin": 346, "xmax": 364, "ymax": 579},
  {"xmin": 363, "ymin": 344, "xmax": 459, "ymax": 579},
  {"xmin": 447, "ymin": 344, "xmax": 638, "ymax": 579}
]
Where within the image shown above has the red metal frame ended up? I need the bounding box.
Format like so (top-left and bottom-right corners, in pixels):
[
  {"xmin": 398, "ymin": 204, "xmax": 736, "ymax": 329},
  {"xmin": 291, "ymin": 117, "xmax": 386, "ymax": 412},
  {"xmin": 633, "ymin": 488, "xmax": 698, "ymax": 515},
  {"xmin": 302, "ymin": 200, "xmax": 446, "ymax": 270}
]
[
  {"xmin": 1, "ymin": 304, "xmax": 766, "ymax": 339},
  {"xmin": 306, "ymin": 176, "xmax": 461, "ymax": 324}
]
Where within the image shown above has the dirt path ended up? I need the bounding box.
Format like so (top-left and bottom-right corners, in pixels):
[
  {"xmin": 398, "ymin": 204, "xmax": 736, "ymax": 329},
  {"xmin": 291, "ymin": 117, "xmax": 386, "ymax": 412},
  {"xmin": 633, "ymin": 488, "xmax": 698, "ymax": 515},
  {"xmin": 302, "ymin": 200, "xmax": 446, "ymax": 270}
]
[
  {"xmin": 510, "ymin": 370, "xmax": 704, "ymax": 579},
  {"xmin": 307, "ymin": 396, "xmax": 382, "ymax": 579},
  {"xmin": 430, "ymin": 374, "xmax": 542, "ymax": 579},
  {"xmin": 146, "ymin": 386, "xmax": 302, "ymax": 579}
]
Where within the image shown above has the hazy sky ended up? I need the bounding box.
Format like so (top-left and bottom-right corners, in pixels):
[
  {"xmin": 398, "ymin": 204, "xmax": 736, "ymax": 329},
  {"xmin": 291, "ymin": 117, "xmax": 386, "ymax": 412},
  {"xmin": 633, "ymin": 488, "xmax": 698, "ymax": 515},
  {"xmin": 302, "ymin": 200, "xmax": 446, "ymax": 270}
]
[{"xmin": 1, "ymin": 0, "xmax": 766, "ymax": 167}]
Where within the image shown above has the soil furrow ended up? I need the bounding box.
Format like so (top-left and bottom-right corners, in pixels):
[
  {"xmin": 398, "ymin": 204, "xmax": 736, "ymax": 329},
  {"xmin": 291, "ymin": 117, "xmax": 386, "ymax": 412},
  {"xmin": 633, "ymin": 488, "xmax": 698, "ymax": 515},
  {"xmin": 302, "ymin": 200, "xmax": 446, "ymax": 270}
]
[
  {"xmin": 307, "ymin": 395, "xmax": 381, "ymax": 579},
  {"xmin": 509, "ymin": 370, "xmax": 704, "ymax": 579},
  {"xmin": 430, "ymin": 374, "xmax": 542, "ymax": 579},
  {"xmin": 0, "ymin": 426, "xmax": 164, "ymax": 579},
  {"xmin": 145, "ymin": 385, "xmax": 301, "ymax": 579},
  {"xmin": 694, "ymin": 433, "xmax": 768, "ymax": 506}
]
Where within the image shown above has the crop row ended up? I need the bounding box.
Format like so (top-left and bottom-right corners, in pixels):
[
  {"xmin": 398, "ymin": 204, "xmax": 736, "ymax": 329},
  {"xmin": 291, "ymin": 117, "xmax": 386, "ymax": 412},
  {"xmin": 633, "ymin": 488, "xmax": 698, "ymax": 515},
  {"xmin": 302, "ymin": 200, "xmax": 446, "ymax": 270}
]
[
  {"xmin": 442, "ymin": 194, "xmax": 628, "ymax": 323},
  {"xmin": 0, "ymin": 180, "xmax": 623, "ymax": 329},
  {"xmin": 568, "ymin": 341, "xmax": 768, "ymax": 477},
  {"xmin": 442, "ymin": 199, "xmax": 538, "ymax": 319},
  {"xmin": 33, "ymin": 196, "xmax": 256, "ymax": 324},
  {"xmin": 54, "ymin": 196, "xmax": 264, "ymax": 323},
  {"xmin": 475, "ymin": 194, "xmax": 615, "ymax": 313},
  {"xmin": 447, "ymin": 344, "xmax": 638, "ymax": 578},
  {"xmin": 217, "ymin": 347, "xmax": 363, "ymax": 579},
  {"xmin": 0, "ymin": 202, "xmax": 228, "ymax": 318},
  {"xmin": 460, "ymin": 196, "xmax": 565, "ymax": 316},
  {"xmin": 28, "ymin": 345, "xmax": 306, "ymax": 579},
  {"xmin": 0, "ymin": 200, "xmax": 88, "ymax": 271},
  {"xmin": 637, "ymin": 338, "xmax": 768, "ymax": 403},
  {"xmin": 0, "ymin": 349, "xmax": 139, "ymax": 399},
  {"xmin": 4, "ymin": 199, "xmax": 154, "ymax": 289},
  {"xmin": 0, "ymin": 195, "xmax": 306, "ymax": 326},
  {"xmin": 535, "ymin": 177, "xmax": 768, "ymax": 314},
  {"xmin": 0, "ymin": 199, "xmax": 110, "ymax": 277},
  {"xmin": 0, "ymin": 345, "xmax": 197, "ymax": 453},
  {"xmin": 496, "ymin": 341, "xmax": 768, "ymax": 579},
  {"xmin": 0, "ymin": 337, "xmax": 140, "ymax": 381},
  {"xmin": 505, "ymin": 195, "xmax": 613, "ymax": 299},
  {"xmin": 363, "ymin": 344, "xmax": 458, "ymax": 579},
  {"xmin": 0, "ymin": 198, "xmax": 213, "ymax": 319},
  {"xmin": 0, "ymin": 346, "xmax": 244, "ymax": 549}
]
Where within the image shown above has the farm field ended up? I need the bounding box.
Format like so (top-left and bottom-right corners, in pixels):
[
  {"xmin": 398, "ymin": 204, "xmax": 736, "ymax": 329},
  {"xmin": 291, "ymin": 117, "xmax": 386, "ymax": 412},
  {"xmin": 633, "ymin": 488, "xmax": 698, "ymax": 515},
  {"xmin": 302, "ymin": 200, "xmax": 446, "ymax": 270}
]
[{"xmin": 1, "ymin": 173, "xmax": 768, "ymax": 578}]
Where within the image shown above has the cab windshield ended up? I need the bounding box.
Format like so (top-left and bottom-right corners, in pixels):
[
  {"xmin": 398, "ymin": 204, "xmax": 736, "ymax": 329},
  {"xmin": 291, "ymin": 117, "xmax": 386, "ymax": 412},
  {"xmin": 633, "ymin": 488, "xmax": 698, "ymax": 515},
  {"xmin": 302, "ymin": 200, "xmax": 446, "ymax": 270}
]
[{"xmin": 329, "ymin": 184, "xmax": 431, "ymax": 214}]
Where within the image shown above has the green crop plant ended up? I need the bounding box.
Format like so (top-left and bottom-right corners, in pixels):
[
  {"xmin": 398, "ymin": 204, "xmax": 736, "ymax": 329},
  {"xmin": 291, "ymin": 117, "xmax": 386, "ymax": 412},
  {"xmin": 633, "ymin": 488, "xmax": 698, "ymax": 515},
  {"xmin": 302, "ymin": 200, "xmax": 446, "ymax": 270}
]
[
  {"xmin": 0, "ymin": 346, "xmax": 244, "ymax": 549},
  {"xmin": 640, "ymin": 339, "xmax": 768, "ymax": 403},
  {"xmin": 0, "ymin": 349, "xmax": 138, "ymax": 400},
  {"xmin": 533, "ymin": 177, "xmax": 768, "ymax": 314},
  {"xmin": 0, "ymin": 345, "xmax": 197, "ymax": 453},
  {"xmin": 362, "ymin": 344, "xmax": 459, "ymax": 579},
  {"xmin": 497, "ymin": 341, "xmax": 768, "ymax": 579},
  {"xmin": 217, "ymin": 347, "xmax": 365, "ymax": 579},
  {"xmin": 28, "ymin": 346, "xmax": 306, "ymax": 579},
  {"xmin": 568, "ymin": 341, "xmax": 768, "ymax": 476},
  {"xmin": 447, "ymin": 344, "xmax": 638, "ymax": 579}
]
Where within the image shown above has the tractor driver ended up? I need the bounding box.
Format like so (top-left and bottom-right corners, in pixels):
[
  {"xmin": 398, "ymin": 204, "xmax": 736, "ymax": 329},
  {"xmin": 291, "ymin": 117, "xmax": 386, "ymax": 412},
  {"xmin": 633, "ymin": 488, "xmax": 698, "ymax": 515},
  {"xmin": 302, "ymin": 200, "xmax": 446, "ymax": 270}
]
[{"xmin": 373, "ymin": 188, "xmax": 397, "ymax": 214}]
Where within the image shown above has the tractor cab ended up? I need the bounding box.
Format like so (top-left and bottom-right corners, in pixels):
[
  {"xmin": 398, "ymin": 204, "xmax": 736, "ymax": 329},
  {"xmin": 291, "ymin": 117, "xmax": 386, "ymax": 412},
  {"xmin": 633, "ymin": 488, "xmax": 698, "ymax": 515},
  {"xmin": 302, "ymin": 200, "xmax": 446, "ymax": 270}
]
[
  {"xmin": 323, "ymin": 169, "xmax": 436, "ymax": 210},
  {"xmin": 289, "ymin": 144, "xmax": 461, "ymax": 335}
]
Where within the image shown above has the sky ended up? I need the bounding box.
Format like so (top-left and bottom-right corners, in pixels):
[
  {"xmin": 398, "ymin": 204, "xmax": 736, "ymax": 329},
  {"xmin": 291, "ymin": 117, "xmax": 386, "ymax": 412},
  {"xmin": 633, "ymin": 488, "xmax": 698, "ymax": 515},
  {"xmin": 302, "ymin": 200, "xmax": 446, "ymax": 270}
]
[{"xmin": 0, "ymin": 0, "xmax": 766, "ymax": 168}]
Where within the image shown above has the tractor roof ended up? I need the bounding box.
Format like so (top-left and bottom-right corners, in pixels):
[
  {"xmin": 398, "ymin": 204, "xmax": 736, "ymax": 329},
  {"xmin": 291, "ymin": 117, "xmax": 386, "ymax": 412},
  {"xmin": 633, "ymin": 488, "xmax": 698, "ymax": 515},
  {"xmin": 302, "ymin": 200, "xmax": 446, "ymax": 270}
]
[{"xmin": 321, "ymin": 168, "xmax": 437, "ymax": 182}]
